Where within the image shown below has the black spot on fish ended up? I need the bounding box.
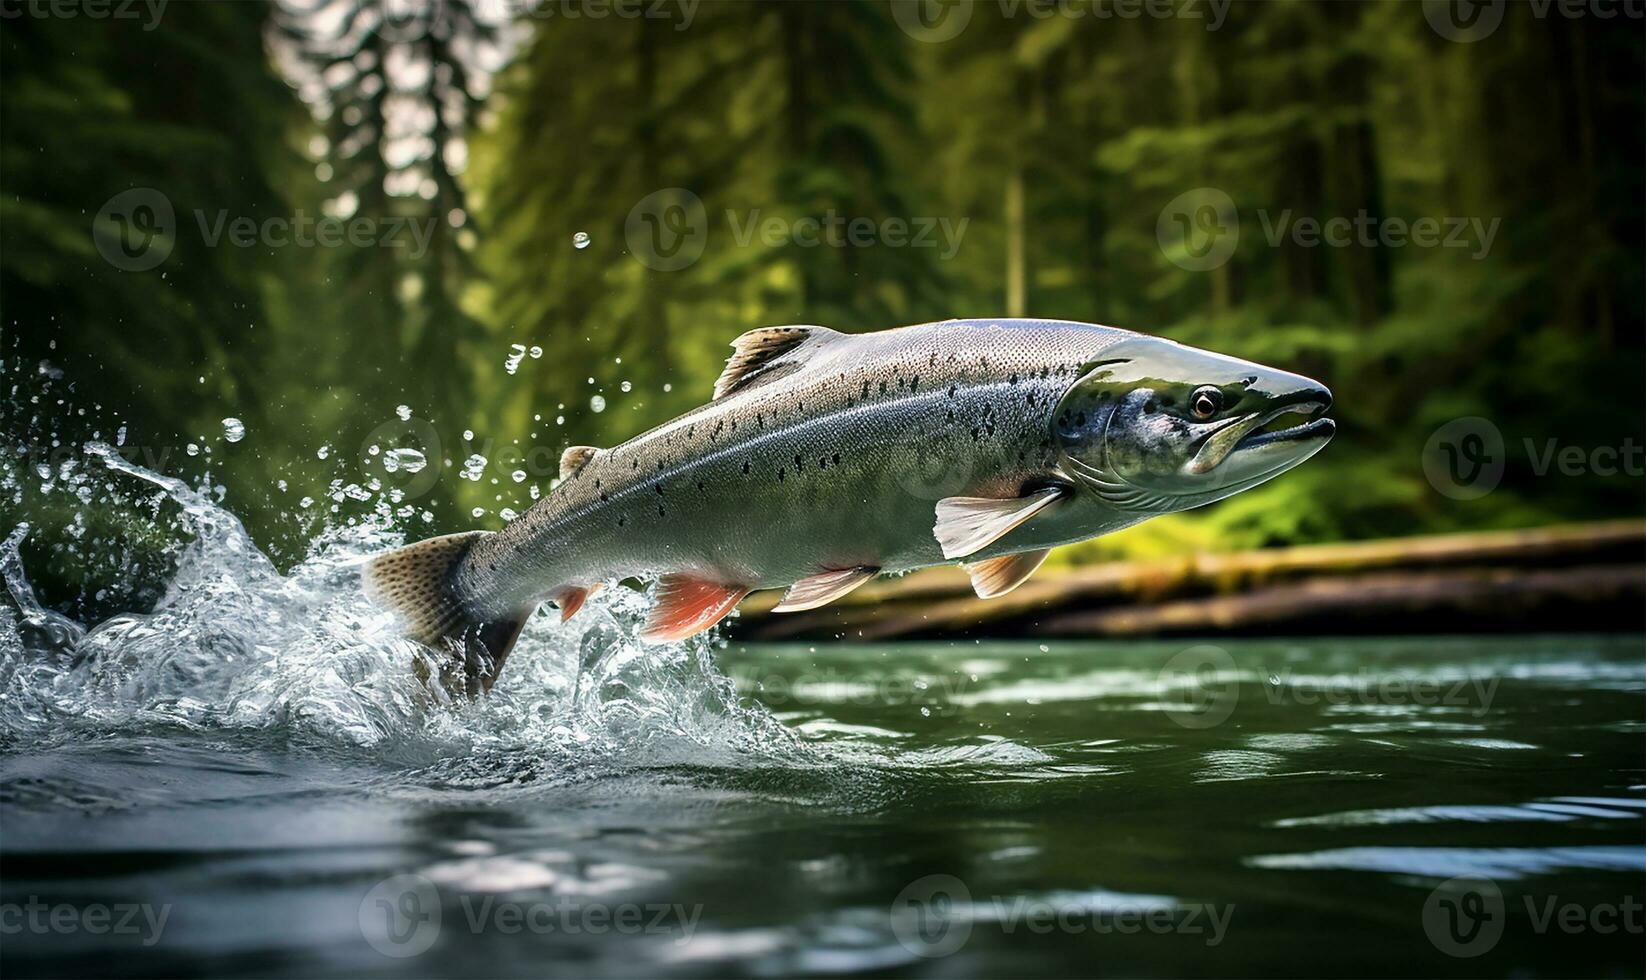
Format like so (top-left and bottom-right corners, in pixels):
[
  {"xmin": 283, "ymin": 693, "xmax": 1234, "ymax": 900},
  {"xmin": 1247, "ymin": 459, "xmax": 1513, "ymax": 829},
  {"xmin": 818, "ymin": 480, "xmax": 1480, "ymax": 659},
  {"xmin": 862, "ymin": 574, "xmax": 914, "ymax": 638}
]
[
  {"xmin": 1144, "ymin": 400, "xmax": 1157, "ymax": 413},
  {"xmin": 742, "ymin": 461, "xmax": 750, "ymax": 474},
  {"xmin": 910, "ymin": 376, "xmax": 919, "ymax": 391},
  {"xmin": 618, "ymin": 516, "xmax": 626, "ymax": 526},
  {"xmin": 778, "ymin": 468, "xmax": 785, "ymax": 482},
  {"xmin": 655, "ymin": 484, "xmax": 664, "ymax": 494},
  {"xmin": 832, "ymin": 453, "xmax": 840, "ymax": 465},
  {"xmin": 879, "ymin": 380, "xmax": 888, "ymax": 394},
  {"xmin": 1009, "ymin": 373, "xmax": 1018, "ymax": 384},
  {"xmin": 658, "ymin": 506, "xmax": 665, "ymax": 517}
]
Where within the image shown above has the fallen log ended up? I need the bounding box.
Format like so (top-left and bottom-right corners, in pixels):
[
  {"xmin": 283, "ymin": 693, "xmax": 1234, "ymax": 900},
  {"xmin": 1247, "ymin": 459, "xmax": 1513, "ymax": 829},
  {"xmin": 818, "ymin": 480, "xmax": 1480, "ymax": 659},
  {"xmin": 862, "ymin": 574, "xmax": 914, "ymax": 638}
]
[{"xmin": 728, "ymin": 521, "xmax": 1645, "ymax": 641}]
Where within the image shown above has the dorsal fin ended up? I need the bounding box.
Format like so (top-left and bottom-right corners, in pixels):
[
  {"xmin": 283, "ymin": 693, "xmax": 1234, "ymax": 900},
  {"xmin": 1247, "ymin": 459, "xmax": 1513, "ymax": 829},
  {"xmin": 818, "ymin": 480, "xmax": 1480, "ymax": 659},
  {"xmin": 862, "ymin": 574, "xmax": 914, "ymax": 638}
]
[
  {"xmin": 713, "ymin": 325, "xmax": 839, "ymax": 399},
  {"xmin": 559, "ymin": 446, "xmax": 598, "ymax": 479}
]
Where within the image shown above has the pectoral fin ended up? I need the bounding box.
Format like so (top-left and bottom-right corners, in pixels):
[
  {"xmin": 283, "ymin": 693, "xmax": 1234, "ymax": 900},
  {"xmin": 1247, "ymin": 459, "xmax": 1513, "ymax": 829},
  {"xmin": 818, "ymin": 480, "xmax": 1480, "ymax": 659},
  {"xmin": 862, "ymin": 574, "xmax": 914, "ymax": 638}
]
[
  {"xmin": 964, "ymin": 548, "xmax": 1051, "ymax": 599},
  {"xmin": 771, "ymin": 566, "xmax": 879, "ymax": 613},
  {"xmin": 639, "ymin": 574, "xmax": 750, "ymax": 643},
  {"xmin": 933, "ymin": 485, "xmax": 1068, "ymax": 560},
  {"xmin": 552, "ymin": 583, "xmax": 600, "ymax": 622}
]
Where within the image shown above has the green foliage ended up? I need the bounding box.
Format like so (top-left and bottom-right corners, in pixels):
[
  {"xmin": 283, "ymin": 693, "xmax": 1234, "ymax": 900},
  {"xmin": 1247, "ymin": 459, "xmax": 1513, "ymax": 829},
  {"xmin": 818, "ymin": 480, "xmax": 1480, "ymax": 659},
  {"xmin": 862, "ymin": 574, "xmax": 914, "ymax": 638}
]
[{"xmin": 2, "ymin": 1, "xmax": 1641, "ymax": 572}]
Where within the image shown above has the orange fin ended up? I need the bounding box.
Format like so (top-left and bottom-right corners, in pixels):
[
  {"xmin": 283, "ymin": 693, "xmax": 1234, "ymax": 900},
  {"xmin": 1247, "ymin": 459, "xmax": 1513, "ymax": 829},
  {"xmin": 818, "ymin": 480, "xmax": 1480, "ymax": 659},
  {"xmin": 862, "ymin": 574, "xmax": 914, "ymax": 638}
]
[
  {"xmin": 554, "ymin": 586, "xmax": 590, "ymax": 622},
  {"xmin": 771, "ymin": 566, "xmax": 879, "ymax": 613},
  {"xmin": 933, "ymin": 485, "xmax": 1067, "ymax": 559},
  {"xmin": 639, "ymin": 574, "xmax": 749, "ymax": 643},
  {"xmin": 965, "ymin": 548, "xmax": 1051, "ymax": 599}
]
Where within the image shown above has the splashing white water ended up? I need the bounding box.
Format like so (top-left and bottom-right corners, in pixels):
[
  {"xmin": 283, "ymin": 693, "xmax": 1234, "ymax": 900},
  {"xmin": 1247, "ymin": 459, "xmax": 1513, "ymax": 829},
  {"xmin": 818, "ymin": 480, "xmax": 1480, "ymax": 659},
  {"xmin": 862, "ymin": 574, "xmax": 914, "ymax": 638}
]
[{"xmin": 0, "ymin": 442, "xmax": 802, "ymax": 779}]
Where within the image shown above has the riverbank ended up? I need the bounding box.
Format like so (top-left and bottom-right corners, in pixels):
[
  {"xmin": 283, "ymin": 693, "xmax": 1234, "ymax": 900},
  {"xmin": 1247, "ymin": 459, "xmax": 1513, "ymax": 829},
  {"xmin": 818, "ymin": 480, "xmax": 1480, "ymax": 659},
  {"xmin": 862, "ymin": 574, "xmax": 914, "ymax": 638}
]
[{"xmin": 729, "ymin": 520, "xmax": 1646, "ymax": 641}]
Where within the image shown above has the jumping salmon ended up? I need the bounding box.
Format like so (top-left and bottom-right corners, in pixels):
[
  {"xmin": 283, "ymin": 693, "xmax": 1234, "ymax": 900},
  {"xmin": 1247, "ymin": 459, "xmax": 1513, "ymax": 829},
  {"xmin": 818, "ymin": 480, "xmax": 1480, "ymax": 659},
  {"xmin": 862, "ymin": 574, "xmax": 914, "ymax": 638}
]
[{"xmin": 366, "ymin": 319, "xmax": 1334, "ymax": 694}]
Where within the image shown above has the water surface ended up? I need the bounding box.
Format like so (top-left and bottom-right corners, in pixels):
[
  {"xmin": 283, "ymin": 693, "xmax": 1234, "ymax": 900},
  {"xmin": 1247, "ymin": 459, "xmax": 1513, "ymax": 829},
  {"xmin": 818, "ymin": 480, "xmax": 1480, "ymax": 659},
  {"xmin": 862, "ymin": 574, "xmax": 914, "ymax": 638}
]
[{"xmin": 1, "ymin": 448, "xmax": 1642, "ymax": 977}]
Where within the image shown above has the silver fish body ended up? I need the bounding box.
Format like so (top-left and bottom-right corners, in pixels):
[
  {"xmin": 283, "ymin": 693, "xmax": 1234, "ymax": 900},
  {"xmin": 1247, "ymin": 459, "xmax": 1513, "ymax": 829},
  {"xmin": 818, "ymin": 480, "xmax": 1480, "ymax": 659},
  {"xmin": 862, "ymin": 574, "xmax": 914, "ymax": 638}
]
[
  {"xmin": 462, "ymin": 319, "xmax": 1130, "ymax": 610},
  {"xmin": 365, "ymin": 317, "xmax": 1334, "ymax": 693}
]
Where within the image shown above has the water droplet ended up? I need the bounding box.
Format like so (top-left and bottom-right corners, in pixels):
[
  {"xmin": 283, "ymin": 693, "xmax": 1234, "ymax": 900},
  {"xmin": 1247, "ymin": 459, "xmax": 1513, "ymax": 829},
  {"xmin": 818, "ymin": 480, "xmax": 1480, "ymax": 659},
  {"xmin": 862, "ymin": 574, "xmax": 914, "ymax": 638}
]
[
  {"xmin": 186, "ymin": 443, "xmax": 200, "ymax": 456},
  {"xmin": 396, "ymin": 404, "xmax": 412, "ymax": 421},
  {"xmin": 663, "ymin": 383, "xmax": 672, "ymax": 393},
  {"xmin": 387, "ymin": 448, "xmax": 427, "ymax": 473},
  {"xmin": 316, "ymin": 445, "xmax": 330, "ymax": 460},
  {"xmin": 471, "ymin": 507, "xmax": 486, "ymax": 518},
  {"xmin": 1038, "ymin": 643, "xmax": 1049, "ymax": 653},
  {"xmin": 529, "ymin": 346, "xmax": 543, "ymax": 359},
  {"xmin": 463, "ymin": 429, "xmax": 475, "ymax": 441},
  {"xmin": 511, "ymin": 470, "xmax": 527, "ymax": 483},
  {"xmin": 919, "ymin": 706, "xmax": 931, "ymax": 717},
  {"xmin": 620, "ymin": 381, "xmax": 632, "ymax": 393},
  {"xmin": 499, "ymin": 507, "xmax": 518, "ymax": 521},
  {"xmin": 572, "ymin": 231, "xmax": 590, "ymax": 249},
  {"xmin": 590, "ymin": 395, "xmax": 607, "ymax": 413},
  {"xmin": 1268, "ymin": 673, "xmax": 1281, "ymax": 686},
  {"xmin": 221, "ymin": 417, "xmax": 245, "ymax": 442}
]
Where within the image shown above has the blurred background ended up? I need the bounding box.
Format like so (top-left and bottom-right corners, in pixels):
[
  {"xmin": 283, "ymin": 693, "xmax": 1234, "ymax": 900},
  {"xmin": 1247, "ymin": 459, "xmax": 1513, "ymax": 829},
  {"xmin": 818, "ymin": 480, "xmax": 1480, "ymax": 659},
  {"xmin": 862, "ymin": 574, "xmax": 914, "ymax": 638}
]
[{"xmin": 2, "ymin": 0, "xmax": 1642, "ymax": 622}]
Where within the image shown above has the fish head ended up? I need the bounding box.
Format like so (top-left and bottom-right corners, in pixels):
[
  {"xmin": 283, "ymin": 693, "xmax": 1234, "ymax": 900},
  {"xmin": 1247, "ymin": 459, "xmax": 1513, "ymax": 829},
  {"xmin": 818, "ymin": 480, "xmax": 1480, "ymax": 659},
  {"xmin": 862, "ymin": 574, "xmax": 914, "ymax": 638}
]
[{"xmin": 1051, "ymin": 336, "xmax": 1334, "ymax": 513}]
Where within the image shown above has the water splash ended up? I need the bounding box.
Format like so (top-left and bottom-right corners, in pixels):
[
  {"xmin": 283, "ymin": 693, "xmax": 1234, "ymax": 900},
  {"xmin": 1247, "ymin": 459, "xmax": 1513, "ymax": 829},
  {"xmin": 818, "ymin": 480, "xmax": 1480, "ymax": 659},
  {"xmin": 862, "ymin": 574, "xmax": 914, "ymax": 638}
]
[{"xmin": 0, "ymin": 442, "xmax": 802, "ymax": 783}]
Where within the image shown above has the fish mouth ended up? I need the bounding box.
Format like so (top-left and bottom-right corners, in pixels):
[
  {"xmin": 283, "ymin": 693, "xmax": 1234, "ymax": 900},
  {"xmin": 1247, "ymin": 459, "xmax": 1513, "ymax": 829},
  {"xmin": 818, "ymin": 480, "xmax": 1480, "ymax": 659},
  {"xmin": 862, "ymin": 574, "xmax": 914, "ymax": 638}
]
[
  {"xmin": 1234, "ymin": 403, "xmax": 1335, "ymax": 452},
  {"xmin": 1185, "ymin": 394, "xmax": 1334, "ymax": 476}
]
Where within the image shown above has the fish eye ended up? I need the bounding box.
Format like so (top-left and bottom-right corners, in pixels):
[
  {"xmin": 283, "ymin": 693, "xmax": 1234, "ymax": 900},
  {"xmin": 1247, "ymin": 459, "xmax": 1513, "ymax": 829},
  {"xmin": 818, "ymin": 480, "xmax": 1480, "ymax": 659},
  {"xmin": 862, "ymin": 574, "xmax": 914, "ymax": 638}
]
[{"xmin": 1190, "ymin": 386, "xmax": 1222, "ymax": 419}]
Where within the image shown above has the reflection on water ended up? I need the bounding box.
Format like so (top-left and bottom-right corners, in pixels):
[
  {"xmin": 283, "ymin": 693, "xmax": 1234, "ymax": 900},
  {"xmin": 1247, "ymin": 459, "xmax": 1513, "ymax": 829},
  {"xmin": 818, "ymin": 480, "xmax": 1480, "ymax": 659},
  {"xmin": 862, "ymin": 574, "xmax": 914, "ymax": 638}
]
[{"xmin": 1, "ymin": 447, "xmax": 1643, "ymax": 977}]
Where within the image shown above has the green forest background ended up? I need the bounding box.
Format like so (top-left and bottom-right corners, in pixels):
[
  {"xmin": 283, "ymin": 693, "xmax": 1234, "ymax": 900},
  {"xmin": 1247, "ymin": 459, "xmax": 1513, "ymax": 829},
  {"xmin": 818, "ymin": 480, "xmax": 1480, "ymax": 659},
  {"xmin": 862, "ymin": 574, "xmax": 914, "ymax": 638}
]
[{"xmin": 2, "ymin": 0, "xmax": 1642, "ymax": 587}]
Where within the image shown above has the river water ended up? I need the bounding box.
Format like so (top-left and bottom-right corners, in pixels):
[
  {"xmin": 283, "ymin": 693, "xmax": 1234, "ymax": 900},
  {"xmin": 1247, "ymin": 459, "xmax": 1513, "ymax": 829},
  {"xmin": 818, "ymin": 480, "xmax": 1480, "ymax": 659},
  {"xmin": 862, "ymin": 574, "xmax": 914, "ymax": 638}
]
[{"xmin": 1, "ymin": 447, "xmax": 1642, "ymax": 977}]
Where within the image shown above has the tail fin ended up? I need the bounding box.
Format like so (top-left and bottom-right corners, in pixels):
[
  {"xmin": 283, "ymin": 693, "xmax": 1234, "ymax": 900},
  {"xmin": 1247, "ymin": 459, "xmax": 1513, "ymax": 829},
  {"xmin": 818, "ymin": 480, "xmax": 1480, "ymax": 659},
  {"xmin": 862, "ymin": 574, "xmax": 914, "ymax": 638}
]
[{"xmin": 363, "ymin": 531, "xmax": 530, "ymax": 697}]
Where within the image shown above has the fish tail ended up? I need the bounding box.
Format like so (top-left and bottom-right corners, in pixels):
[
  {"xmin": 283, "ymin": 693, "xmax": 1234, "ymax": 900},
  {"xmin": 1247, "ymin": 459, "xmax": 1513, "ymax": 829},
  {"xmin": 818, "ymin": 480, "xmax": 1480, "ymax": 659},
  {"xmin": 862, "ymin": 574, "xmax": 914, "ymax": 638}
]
[{"xmin": 363, "ymin": 531, "xmax": 532, "ymax": 697}]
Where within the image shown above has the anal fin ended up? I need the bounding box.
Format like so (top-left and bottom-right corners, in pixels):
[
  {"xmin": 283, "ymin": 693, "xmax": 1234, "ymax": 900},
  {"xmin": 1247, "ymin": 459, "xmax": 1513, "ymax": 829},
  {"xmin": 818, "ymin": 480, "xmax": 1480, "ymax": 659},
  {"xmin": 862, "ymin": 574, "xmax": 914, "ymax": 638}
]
[
  {"xmin": 965, "ymin": 548, "xmax": 1051, "ymax": 599},
  {"xmin": 933, "ymin": 485, "xmax": 1067, "ymax": 560},
  {"xmin": 771, "ymin": 566, "xmax": 879, "ymax": 613},
  {"xmin": 639, "ymin": 574, "xmax": 750, "ymax": 643}
]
